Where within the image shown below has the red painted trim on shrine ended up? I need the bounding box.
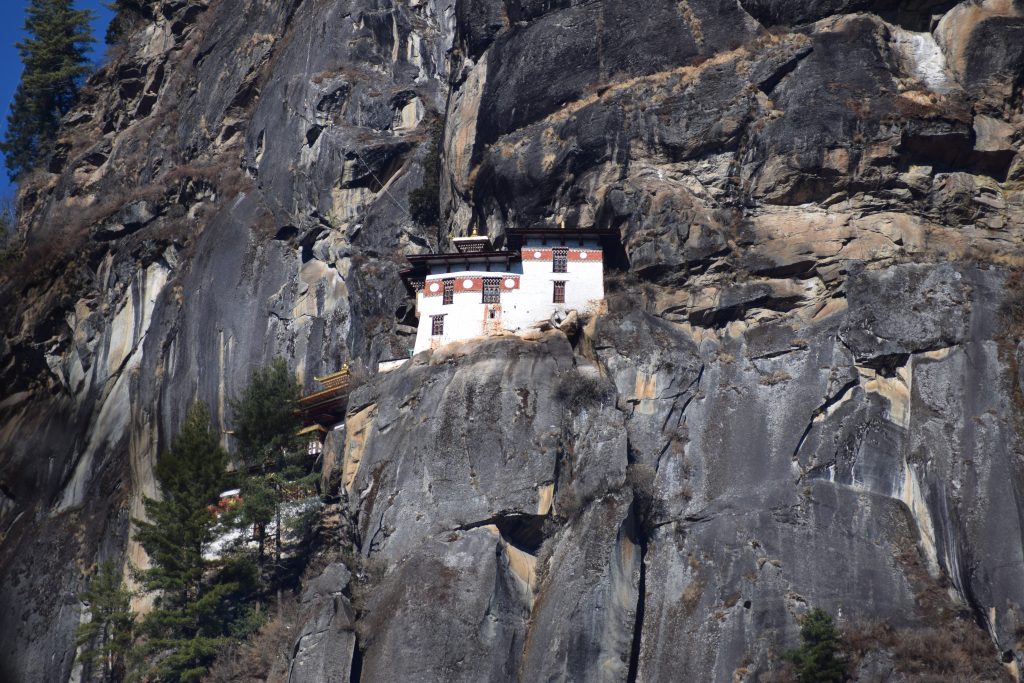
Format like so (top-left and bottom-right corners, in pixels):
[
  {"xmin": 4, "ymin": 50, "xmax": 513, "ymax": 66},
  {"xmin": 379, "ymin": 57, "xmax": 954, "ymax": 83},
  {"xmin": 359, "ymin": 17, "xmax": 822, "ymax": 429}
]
[
  {"xmin": 421, "ymin": 275, "xmax": 521, "ymax": 297},
  {"xmin": 522, "ymin": 248, "xmax": 603, "ymax": 262}
]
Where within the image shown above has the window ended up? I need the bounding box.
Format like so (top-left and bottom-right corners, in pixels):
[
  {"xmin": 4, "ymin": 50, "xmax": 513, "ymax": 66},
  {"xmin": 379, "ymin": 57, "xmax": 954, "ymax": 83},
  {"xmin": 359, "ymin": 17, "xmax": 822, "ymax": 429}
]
[
  {"xmin": 442, "ymin": 278, "xmax": 454, "ymax": 305},
  {"xmin": 552, "ymin": 247, "xmax": 568, "ymax": 273},
  {"xmin": 482, "ymin": 277, "xmax": 500, "ymax": 303},
  {"xmin": 553, "ymin": 280, "xmax": 566, "ymax": 304},
  {"xmin": 431, "ymin": 315, "xmax": 445, "ymax": 336}
]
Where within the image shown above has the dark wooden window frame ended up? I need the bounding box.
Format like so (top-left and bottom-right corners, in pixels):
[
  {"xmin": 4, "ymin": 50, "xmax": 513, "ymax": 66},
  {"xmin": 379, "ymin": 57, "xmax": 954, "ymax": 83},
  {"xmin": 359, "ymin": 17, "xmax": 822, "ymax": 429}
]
[
  {"xmin": 442, "ymin": 278, "xmax": 454, "ymax": 305},
  {"xmin": 482, "ymin": 277, "xmax": 501, "ymax": 303},
  {"xmin": 553, "ymin": 280, "xmax": 566, "ymax": 303},
  {"xmin": 552, "ymin": 247, "xmax": 568, "ymax": 273},
  {"xmin": 431, "ymin": 315, "xmax": 445, "ymax": 336}
]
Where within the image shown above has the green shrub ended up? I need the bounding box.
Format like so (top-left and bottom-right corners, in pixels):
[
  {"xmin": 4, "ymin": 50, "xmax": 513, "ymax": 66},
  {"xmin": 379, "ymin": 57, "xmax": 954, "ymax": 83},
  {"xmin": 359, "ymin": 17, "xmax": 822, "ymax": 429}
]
[{"xmin": 785, "ymin": 608, "xmax": 848, "ymax": 682}]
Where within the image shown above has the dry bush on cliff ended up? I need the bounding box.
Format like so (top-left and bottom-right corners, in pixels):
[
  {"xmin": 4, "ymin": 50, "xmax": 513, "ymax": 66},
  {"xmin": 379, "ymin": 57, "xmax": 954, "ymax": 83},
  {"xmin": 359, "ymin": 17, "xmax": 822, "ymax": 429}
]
[
  {"xmin": 203, "ymin": 598, "xmax": 300, "ymax": 683},
  {"xmin": 843, "ymin": 620, "xmax": 1010, "ymax": 681}
]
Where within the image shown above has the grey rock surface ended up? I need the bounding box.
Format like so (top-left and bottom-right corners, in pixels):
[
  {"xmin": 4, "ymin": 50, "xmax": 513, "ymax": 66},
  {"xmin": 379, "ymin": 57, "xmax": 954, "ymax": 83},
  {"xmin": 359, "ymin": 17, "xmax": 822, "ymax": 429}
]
[
  {"xmin": 288, "ymin": 561, "xmax": 356, "ymax": 683},
  {"xmin": 1, "ymin": 0, "xmax": 1023, "ymax": 681}
]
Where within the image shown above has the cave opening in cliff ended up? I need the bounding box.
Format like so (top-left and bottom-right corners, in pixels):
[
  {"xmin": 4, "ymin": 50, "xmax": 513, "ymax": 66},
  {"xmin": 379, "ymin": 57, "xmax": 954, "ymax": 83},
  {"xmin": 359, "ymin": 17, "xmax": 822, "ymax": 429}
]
[{"xmin": 458, "ymin": 513, "xmax": 546, "ymax": 555}]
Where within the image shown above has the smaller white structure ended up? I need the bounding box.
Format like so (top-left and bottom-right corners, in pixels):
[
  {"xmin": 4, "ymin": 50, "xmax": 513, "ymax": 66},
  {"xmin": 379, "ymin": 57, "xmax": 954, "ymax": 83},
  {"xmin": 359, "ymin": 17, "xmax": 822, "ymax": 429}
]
[
  {"xmin": 377, "ymin": 358, "xmax": 410, "ymax": 373},
  {"xmin": 401, "ymin": 225, "xmax": 615, "ymax": 354}
]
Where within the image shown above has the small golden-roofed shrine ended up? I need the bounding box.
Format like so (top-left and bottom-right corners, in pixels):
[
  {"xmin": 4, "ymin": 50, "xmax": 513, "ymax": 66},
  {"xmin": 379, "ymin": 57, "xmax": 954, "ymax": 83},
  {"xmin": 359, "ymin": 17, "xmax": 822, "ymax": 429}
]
[
  {"xmin": 298, "ymin": 364, "xmax": 351, "ymax": 427},
  {"xmin": 451, "ymin": 224, "xmax": 493, "ymax": 254}
]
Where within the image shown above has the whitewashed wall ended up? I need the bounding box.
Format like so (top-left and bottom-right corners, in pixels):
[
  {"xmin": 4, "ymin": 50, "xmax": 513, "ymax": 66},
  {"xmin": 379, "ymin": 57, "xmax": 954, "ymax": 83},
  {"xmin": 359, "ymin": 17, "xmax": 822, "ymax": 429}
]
[
  {"xmin": 411, "ymin": 238, "xmax": 606, "ymax": 354},
  {"xmin": 508, "ymin": 238, "xmax": 604, "ymax": 331}
]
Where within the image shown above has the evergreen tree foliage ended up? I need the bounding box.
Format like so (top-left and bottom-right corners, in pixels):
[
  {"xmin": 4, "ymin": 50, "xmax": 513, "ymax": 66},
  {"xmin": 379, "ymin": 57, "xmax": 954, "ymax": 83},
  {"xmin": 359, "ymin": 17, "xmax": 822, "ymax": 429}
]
[
  {"xmin": 132, "ymin": 402, "xmax": 256, "ymax": 683},
  {"xmin": 0, "ymin": 195, "xmax": 18, "ymax": 272},
  {"xmin": 785, "ymin": 608, "xmax": 849, "ymax": 682},
  {"xmin": 0, "ymin": 195, "xmax": 15, "ymax": 236},
  {"xmin": 229, "ymin": 358, "xmax": 310, "ymax": 574},
  {"xmin": 75, "ymin": 562, "xmax": 135, "ymax": 683},
  {"xmin": 1, "ymin": 0, "xmax": 94, "ymax": 180},
  {"xmin": 231, "ymin": 358, "xmax": 302, "ymax": 471}
]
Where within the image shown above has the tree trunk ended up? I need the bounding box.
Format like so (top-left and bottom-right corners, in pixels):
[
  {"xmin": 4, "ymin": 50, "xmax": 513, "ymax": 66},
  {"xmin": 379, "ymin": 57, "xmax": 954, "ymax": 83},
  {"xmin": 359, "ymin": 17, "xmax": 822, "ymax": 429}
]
[
  {"xmin": 256, "ymin": 522, "xmax": 265, "ymax": 572},
  {"xmin": 274, "ymin": 497, "xmax": 282, "ymax": 569}
]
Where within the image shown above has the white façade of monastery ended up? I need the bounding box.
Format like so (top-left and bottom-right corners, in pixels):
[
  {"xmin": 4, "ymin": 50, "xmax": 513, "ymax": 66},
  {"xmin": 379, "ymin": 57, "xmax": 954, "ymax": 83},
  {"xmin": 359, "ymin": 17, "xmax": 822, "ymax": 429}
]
[{"xmin": 400, "ymin": 225, "xmax": 617, "ymax": 355}]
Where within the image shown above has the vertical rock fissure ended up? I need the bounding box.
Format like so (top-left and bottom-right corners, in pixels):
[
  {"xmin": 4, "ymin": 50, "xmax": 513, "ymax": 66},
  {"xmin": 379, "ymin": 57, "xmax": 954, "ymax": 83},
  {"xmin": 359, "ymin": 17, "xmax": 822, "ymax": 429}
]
[
  {"xmin": 349, "ymin": 634, "xmax": 364, "ymax": 683},
  {"xmin": 626, "ymin": 509, "xmax": 648, "ymax": 683}
]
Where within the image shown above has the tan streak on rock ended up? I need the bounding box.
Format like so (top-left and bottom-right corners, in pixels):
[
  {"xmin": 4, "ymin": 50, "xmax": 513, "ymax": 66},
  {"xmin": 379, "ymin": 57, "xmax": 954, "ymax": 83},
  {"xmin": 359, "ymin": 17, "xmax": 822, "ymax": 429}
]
[{"xmin": 342, "ymin": 403, "xmax": 377, "ymax": 493}]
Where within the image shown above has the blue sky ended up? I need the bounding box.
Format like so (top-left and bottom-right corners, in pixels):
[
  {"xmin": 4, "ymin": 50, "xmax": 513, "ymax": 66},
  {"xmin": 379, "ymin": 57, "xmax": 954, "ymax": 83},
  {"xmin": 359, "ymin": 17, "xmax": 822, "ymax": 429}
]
[{"xmin": 0, "ymin": 1, "xmax": 114, "ymax": 199}]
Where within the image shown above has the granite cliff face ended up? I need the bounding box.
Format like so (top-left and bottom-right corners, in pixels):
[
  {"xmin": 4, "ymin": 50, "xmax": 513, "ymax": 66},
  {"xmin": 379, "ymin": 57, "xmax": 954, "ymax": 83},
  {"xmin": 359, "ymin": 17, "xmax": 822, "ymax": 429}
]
[{"xmin": 1, "ymin": 0, "xmax": 1023, "ymax": 681}]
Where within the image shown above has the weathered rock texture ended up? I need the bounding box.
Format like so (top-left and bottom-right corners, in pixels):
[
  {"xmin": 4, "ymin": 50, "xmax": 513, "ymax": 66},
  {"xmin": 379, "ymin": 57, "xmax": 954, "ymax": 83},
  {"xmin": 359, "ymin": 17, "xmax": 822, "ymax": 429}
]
[{"xmin": 1, "ymin": 0, "xmax": 1023, "ymax": 681}]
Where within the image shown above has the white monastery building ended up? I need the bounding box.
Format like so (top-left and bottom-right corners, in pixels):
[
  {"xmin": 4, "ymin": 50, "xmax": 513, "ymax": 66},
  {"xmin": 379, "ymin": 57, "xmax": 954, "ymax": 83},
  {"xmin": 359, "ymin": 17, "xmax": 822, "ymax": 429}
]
[{"xmin": 400, "ymin": 225, "xmax": 616, "ymax": 355}]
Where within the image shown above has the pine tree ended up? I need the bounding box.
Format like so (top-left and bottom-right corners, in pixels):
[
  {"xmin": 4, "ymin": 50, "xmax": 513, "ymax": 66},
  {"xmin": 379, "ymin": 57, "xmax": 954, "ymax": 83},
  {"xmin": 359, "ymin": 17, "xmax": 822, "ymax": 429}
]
[
  {"xmin": 1, "ymin": 0, "xmax": 94, "ymax": 180},
  {"xmin": 0, "ymin": 195, "xmax": 17, "ymax": 272},
  {"xmin": 132, "ymin": 402, "xmax": 255, "ymax": 683},
  {"xmin": 230, "ymin": 358, "xmax": 308, "ymax": 574},
  {"xmin": 75, "ymin": 562, "xmax": 135, "ymax": 683},
  {"xmin": 231, "ymin": 357, "xmax": 302, "ymax": 469},
  {"xmin": 785, "ymin": 608, "xmax": 849, "ymax": 682}
]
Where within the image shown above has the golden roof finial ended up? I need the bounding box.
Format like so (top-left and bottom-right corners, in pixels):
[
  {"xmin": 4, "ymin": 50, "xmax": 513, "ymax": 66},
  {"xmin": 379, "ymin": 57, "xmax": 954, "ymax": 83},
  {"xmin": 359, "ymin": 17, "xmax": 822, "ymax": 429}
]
[
  {"xmin": 470, "ymin": 221, "xmax": 479, "ymax": 237},
  {"xmin": 559, "ymin": 217, "xmax": 566, "ymax": 230}
]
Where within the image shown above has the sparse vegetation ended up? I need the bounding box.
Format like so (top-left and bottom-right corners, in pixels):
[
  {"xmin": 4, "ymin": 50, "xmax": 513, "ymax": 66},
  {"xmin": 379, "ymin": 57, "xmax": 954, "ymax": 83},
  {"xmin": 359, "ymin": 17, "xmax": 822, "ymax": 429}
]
[
  {"xmin": 203, "ymin": 598, "xmax": 300, "ymax": 683},
  {"xmin": 844, "ymin": 620, "xmax": 1010, "ymax": 681},
  {"xmin": 103, "ymin": 0, "xmax": 156, "ymax": 45},
  {"xmin": 626, "ymin": 462, "xmax": 664, "ymax": 536},
  {"xmin": 408, "ymin": 121, "xmax": 442, "ymax": 227},
  {"xmin": 759, "ymin": 370, "xmax": 792, "ymax": 386},
  {"xmin": 555, "ymin": 371, "xmax": 612, "ymax": 413}
]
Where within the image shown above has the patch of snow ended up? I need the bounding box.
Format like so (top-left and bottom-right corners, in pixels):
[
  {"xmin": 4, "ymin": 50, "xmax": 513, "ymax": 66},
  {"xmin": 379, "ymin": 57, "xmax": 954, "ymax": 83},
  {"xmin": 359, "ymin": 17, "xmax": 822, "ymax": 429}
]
[{"xmin": 204, "ymin": 497, "xmax": 322, "ymax": 561}]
